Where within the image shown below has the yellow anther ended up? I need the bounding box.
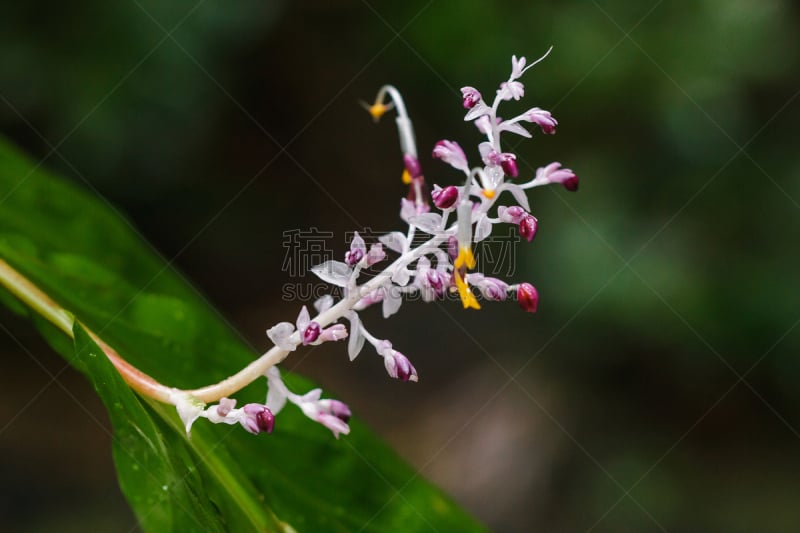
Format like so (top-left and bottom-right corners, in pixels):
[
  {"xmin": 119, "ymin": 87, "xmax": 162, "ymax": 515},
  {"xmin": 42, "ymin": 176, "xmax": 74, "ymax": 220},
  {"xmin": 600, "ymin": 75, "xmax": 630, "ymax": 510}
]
[
  {"xmin": 482, "ymin": 189, "xmax": 496, "ymax": 199},
  {"xmin": 368, "ymin": 103, "xmax": 388, "ymax": 122},
  {"xmin": 454, "ymin": 270, "xmax": 481, "ymax": 310},
  {"xmin": 401, "ymin": 169, "xmax": 412, "ymax": 184},
  {"xmin": 454, "ymin": 246, "xmax": 476, "ymax": 270}
]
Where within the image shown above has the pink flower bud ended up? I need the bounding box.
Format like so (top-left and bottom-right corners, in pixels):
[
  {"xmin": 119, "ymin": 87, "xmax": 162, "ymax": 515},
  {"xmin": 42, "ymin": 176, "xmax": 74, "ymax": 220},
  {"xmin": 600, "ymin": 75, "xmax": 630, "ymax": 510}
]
[
  {"xmin": 384, "ymin": 351, "xmax": 418, "ymax": 382},
  {"xmin": 403, "ymin": 154, "xmax": 422, "ymax": 178},
  {"xmin": 563, "ymin": 175, "xmax": 579, "ymax": 191},
  {"xmin": 345, "ymin": 232, "xmax": 366, "ymax": 266},
  {"xmin": 517, "ymin": 283, "xmax": 539, "ymax": 313},
  {"xmin": 354, "ymin": 288, "xmax": 384, "ymax": 310},
  {"xmin": 461, "ymin": 86, "xmax": 482, "ymax": 109},
  {"xmin": 524, "ymin": 108, "xmax": 557, "ymax": 134},
  {"xmin": 533, "ymin": 162, "xmax": 578, "ymax": 191},
  {"xmin": 365, "ymin": 243, "xmax": 386, "ymax": 266},
  {"xmin": 344, "ymin": 248, "xmax": 362, "ymax": 266},
  {"xmin": 302, "ymin": 322, "xmax": 321, "ymax": 345},
  {"xmin": 215, "ymin": 397, "xmax": 236, "ymax": 417},
  {"xmin": 431, "ymin": 185, "xmax": 459, "ymax": 209},
  {"xmin": 319, "ymin": 399, "xmax": 352, "ymax": 422},
  {"xmin": 473, "ymin": 275, "xmax": 509, "ymax": 301},
  {"xmin": 499, "ymin": 153, "xmax": 518, "ymax": 178},
  {"xmin": 497, "ymin": 205, "xmax": 528, "ymax": 224},
  {"xmin": 378, "ymin": 340, "xmax": 418, "ymax": 382},
  {"xmin": 432, "ymin": 140, "xmax": 469, "ymax": 174},
  {"xmin": 498, "ymin": 205, "xmax": 527, "ymax": 224},
  {"xmin": 447, "ymin": 236, "xmax": 459, "ymax": 261},
  {"xmin": 241, "ymin": 404, "xmax": 275, "ymax": 434},
  {"xmin": 426, "ymin": 269, "xmax": 445, "ymax": 293},
  {"xmin": 319, "ymin": 324, "xmax": 348, "ymax": 342},
  {"xmin": 519, "ymin": 214, "xmax": 538, "ymax": 242}
]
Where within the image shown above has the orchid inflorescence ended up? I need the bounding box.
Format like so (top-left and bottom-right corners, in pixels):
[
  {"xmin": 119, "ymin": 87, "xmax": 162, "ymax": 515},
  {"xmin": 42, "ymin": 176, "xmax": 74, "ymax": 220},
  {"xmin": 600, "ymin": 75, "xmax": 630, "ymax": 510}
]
[{"xmin": 173, "ymin": 49, "xmax": 578, "ymax": 440}]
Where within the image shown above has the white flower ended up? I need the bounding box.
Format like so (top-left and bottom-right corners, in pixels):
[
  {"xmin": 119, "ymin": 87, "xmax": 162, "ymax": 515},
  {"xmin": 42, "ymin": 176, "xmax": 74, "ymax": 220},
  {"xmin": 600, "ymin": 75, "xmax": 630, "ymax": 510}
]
[
  {"xmin": 171, "ymin": 391, "xmax": 205, "ymax": 435},
  {"xmin": 266, "ymin": 367, "xmax": 351, "ymax": 439},
  {"xmin": 310, "ymin": 260, "xmax": 352, "ymax": 287},
  {"xmin": 497, "ymin": 80, "xmax": 525, "ymax": 101},
  {"xmin": 267, "ymin": 322, "xmax": 297, "ymax": 351}
]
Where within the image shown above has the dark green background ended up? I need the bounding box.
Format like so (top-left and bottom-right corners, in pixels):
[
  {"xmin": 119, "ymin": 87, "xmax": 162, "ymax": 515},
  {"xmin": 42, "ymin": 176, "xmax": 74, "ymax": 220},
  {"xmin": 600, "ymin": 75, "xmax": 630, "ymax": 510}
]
[{"xmin": 1, "ymin": 1, "xmax": 799, "ymax": 531}]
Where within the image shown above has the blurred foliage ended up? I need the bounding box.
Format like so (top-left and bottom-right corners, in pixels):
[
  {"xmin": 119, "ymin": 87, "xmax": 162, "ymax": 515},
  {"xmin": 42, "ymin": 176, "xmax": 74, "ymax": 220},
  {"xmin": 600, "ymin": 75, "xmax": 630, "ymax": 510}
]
[{"xmin": 1, "ymin": 0, "xmax": 799, "ymax": 531}]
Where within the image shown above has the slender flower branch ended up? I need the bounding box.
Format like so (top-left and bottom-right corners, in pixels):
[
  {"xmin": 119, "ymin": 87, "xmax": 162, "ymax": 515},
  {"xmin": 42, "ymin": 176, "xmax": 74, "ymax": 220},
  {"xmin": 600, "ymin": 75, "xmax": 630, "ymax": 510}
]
[
  {"xmin": 188, "ymin": 232, "xmax": 446, "ymax": 402},
  {"xmin": 0, "ymin": 258, "xmax": 175, "ymax": 402},
  {"xmin": 0, "ymin": 230, "xmax": 447, "ymax": 403}
]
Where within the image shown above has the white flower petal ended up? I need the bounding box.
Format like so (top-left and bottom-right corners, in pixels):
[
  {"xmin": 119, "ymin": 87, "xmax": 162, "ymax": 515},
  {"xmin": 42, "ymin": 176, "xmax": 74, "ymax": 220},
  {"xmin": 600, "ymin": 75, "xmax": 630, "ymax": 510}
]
[
  {"xmin": 474, "ymin": 213, "xmax": 493, "ymax": 243},
  {"xmin": 310, "ymin": 260, "xmax": 352, "ymax": 287},
  {"xmin": 464, "ymin": 101, "xmax": 491, "ymax": 121},
  {"xmin": 478, "ymin": 141, "xmax": 496, "ymax": 165},
  {"xmin": 482, "ymin": 165, "xmax": 504, "ymax": 191},
  {"xmin": 316, "ymin": 413, "xmax": 350, "ymax": 439},
  {"xmin": 499, "ymin": 122, "xmax": 532, "ymax": 138},
  {"xmin": 379, "ymin": 231, "xmax": 408, "ymax": 253},
  {"xmin": 382, "ymin": 286, "xmax": 403, "ymax": 318},
  {"xmin": 346, "ymin": 312, "xmax": 365, "ymax": 361},
  {"xmin": 313, "ymin": 294, "xmax": 334, "ymax": 313},
  {"xmin": 475, "ymin": 115, "xmax": 492, "ymax": 134},
  {"xmin": 267, "ymin": 322, "xmax": 297, "ymax": 351},
  {"xmin": 295, "ymin": 388, "xmax": 323, "ymax": 404},
  {"xmin": 504, "ymin": 183, "xmax": 531, "ymax": 212},
  {"xmin": 408, "ymin": 213, "xmax": 443, "ymax": 234},
  {"xmin": 296, "ymin": 305, "xmax": 310, "ymax": 331},
  {"xmin": 350, "ymin": 232, "xmax": 366, "ymax": 253},
  {"xmin": 433, "ymin": 249, "xmax": 450, "ymax": 268},
  {"xmin": 400, "ymin": 198, "xmax": 417, "ymax": 222},
  {"xmin": 266, "ymin": 386, "xmax": 287, "ymax": 415},
  {"xmin": 511, "ymin": 55, "xmax": 526, "ymax": 79},
  {"xmin": 172, "ymin": 392, "xmax": 205, "ymax": 435},
  {"xmin": 392, "ymin": 268, "xmax": 411, "ymax": 286}
]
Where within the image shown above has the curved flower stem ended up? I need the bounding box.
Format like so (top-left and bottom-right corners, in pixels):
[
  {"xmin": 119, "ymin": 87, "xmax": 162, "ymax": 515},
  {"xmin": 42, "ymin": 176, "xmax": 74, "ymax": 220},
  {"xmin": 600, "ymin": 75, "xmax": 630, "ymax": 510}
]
[
  {"xmin": 373, "ymin": 84, "xmax": 417, "ymax": 158},
  {"xmin": 0, "ymin": 259, "xmax": 175, "ymax": 402},
  {"xmin": 0, "ymin": 231, "xmax": 449, "ymax": 405}
]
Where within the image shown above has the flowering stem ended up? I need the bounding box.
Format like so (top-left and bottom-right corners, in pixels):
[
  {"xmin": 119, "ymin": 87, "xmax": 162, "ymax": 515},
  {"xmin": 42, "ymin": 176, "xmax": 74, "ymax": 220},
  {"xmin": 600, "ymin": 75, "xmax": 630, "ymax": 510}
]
[
  {"xmin": 191, "ymin": 229, "xmax": 444, "ymax": 399},
  {"xmin": 374, "ymin": 84, "xmax": 417, "ymax": 158},
  {"xmin": 0, "ymin": 230, "xmax": 449, "ymax": 405},
  {"xmin": 357, "ymin": 323, "xmax": 381, "ymax": 347},
  {"xmin": 0, "ymin": 259, "xmax": 175, "ymax": 402}
]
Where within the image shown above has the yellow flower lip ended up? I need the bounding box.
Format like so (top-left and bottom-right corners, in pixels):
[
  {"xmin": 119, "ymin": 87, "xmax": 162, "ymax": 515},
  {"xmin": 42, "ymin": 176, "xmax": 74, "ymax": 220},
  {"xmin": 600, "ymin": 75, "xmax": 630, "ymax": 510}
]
[
  {"xmin": 454, "ymin": 270, "xmax": 481, "ymax": 310},
  {"xmin": 453, "ymin": 247, "xmax": 480, "ymax": 310},
  {"xmin": 401, "ymin": 169, "xmax": 412, "ymax": 184},
  {"xmin": 482, "ymin": 189, "xmax": 496, "ymax": 199},
  {"xmin": 454, "ymin": 246, "xmax": 476, "ymax": 270}
]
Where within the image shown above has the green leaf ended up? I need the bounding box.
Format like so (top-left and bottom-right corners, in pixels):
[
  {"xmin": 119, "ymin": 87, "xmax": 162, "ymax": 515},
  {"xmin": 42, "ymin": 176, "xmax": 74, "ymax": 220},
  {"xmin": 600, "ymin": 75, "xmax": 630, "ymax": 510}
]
[{"xmin": 0, "ymin": 137, "xmax": 485, "ymax": 532}]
